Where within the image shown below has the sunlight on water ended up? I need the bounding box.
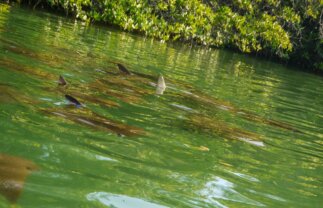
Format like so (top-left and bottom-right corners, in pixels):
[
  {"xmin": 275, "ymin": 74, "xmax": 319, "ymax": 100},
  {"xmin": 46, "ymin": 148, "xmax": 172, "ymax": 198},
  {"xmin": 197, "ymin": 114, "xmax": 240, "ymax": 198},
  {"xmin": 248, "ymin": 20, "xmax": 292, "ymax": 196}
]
[
  {"xmin": 87, "ymin": 192, "xmax": 169, "ymax": 208},
  {"xmin": 199, "ymin": 177, "xmax": 265, "ymax": 206},
  {"xmin": 0, "ymin": 4, "xmax": 322, "ymax": 208}
]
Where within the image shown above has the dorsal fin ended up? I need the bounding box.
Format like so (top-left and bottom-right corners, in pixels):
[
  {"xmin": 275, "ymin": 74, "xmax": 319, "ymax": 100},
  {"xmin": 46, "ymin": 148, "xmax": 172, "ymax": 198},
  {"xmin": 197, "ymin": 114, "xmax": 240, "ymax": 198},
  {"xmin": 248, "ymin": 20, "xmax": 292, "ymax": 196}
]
[
  {"xmin": 156, "ymin": 75, "xmax": 166, "ymax": 95},
  {"xmin": 157, "ymin": 75, "xmax": 166, "ymax": 89},
  {"xmin": 65, "ymin": 94, "xmax": 82, "ymax": 107},
  {"xmin": 117, "ymin": 63, "xmax": 131, "ymax": 75},
  {"xmin": 58, "ymin": 75, "xmax": 67, "ymax": 86}
]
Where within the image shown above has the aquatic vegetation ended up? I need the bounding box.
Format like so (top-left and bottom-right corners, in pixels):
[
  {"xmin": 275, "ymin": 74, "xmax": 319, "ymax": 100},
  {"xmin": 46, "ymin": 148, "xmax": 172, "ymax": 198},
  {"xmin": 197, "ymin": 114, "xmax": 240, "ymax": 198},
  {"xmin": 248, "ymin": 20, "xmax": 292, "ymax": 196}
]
[{"xmin": 0, "ymin": 153, "xmax": 38, "ymax": 203}]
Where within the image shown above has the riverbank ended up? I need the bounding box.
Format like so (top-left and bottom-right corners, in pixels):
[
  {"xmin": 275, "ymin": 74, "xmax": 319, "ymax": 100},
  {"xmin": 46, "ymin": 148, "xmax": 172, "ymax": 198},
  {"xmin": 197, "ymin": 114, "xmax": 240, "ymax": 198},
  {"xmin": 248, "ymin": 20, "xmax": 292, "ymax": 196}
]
[{"xmin": 5, "ymin": 0, "xmax": 323, "ymax": 73}]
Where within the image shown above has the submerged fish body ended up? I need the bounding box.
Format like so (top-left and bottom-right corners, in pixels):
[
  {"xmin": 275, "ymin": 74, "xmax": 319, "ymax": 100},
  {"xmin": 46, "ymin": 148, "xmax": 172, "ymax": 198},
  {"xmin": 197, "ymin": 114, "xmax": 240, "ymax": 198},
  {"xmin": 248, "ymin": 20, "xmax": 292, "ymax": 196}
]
[
  {"xmin": 187, "ymin": 114, "xmax": 264, "ymax": 146},
  {"xmin": 67, "ymin": 92, "xmax": 119, "ymax": 108},
  {"xmin": 0, "ymin": 154, "xmax": 38, "ymax": 203},
  {"xmin": 89, "ymin": 79, "xmax": 148, "ymax": 104},
  {"xmin": 167, "ymin": 82, "xmax": 301, "ymax": 134},
  {"xmin": 42, "ymin": 74, "xmax": 147, "ymax": 136},
  {"xmin": 2, "ymin": 44, "xmax": 295, "ymax": 142},
  {"xmin": 0, "ymin": 85, "xmax": 18, "ymax": 103},
  {"xmin": 1, "ymin": 40, "xmax": 74, "ymax": 69},
  {"xmin": 0, "ymin": 57, "xmax": 56, "ymax": 81},
  {"xmin": 0, "ymin": 84, "xmax": 38, "ymax": 105},
  {"xmin": 42, "ymin": 107, "xmax": 146, "ymax": 137}
]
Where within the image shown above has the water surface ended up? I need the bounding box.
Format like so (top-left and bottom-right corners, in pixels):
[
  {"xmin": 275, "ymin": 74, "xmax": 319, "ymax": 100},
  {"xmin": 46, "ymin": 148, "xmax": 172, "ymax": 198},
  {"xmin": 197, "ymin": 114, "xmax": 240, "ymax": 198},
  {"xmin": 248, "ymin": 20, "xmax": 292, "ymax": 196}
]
[{"xmin": 0, "ymin": 5, "xmax": 322, "ymax": 208}]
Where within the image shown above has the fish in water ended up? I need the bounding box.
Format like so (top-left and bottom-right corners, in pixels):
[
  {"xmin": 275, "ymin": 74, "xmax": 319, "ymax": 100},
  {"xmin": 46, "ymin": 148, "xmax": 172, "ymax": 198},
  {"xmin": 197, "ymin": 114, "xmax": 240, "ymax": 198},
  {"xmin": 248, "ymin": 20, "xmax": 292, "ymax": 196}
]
[
  {"xmin": 41, "ymin": 108, "xmax": 146, "ymax": 137},
  {"xmin": 0, "ymin": 85, "xmax": 18, "ymax": 103},
  {"xmin": 117, "ymin": 63, "xmax": 131, "ymax": 75},
  {"xmin": 0, "ymin": 84, "xmax": 38, "ymax": 105},
  {"xmin": 65, "ymin": 94, "xmax": 82, "ymax": 107},
  {"xmin": 0, "ymin": 154, "xmax": 38, "ymax": 203},
  {"xmin": 187, "ymin": 114, "xmax": 264, "ymax": 147},
  {"xmin": 156, "ymin": 75, "xmax": 166, "ymax": 95},
  {"xmin": 58, "ymin": 75, "xmax": 67, "ymax": 86}
]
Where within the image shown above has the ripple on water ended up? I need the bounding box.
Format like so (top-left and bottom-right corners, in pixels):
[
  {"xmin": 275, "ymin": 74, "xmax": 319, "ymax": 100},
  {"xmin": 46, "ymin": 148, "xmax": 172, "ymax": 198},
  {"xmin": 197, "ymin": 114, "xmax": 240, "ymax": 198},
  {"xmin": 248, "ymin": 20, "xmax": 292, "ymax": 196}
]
[
  {"xmin": 87, "ymin": 192, "xmax": 169, "ymax": 208},
  {"xmin": 0, "ymin": 5, "xmax": 323, "ymax": 208}
]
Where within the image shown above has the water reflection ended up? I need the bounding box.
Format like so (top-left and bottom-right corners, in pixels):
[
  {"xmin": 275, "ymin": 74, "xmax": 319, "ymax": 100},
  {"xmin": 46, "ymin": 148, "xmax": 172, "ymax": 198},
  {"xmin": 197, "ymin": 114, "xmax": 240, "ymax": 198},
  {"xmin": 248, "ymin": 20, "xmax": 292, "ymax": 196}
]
[
  {"xmin": 0, "ymin": 21, "xmax": 310, "ymax": 147},
  {"xmin": 0, "ymin": 12, "xmax": 302, "ymax": 142},
  {"xmin": 87, "ymin": 192, "xmax": 169, "ymax": 208},
  {"xmin": 199, "ymin": 177, "xmax": 264, "ymax": 206},
  {"xmin": 0, "ymin": 5, "xmax": 322, "ymax": 208}
]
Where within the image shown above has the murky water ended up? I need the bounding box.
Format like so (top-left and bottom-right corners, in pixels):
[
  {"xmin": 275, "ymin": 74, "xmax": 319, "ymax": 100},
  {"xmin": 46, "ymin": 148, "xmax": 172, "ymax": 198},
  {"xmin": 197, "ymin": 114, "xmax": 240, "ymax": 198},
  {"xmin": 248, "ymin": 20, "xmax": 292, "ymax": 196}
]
[{"xmin": 0, "ymin": 5, "xmax": 322, "ymax": 208}]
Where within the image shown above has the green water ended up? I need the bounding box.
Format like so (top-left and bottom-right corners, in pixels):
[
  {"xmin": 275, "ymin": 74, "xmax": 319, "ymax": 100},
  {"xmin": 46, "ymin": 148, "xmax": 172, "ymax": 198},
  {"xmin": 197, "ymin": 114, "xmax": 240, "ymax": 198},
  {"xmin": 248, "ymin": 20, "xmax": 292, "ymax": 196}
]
[{"xmin": 0, "ymin": 5, "xmax": 322, "ymax": 208}]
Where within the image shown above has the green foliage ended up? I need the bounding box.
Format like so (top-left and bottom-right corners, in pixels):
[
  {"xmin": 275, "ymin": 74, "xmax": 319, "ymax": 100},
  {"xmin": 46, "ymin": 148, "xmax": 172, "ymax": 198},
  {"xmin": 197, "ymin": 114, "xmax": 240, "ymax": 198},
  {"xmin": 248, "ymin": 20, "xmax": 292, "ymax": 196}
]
[{"xmin": 11, "ymin": 0, "xmax": 323, "ymax": 71}]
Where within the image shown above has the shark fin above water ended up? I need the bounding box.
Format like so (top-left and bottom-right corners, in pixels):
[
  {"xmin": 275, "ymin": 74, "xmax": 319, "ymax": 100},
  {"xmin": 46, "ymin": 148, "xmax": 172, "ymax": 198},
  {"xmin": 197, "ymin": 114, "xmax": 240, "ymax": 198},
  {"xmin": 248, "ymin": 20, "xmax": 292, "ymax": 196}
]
[
  {"xmin": 156, "ymin": 75, "xmax": 166, "ymax": 95},
  {"xmin": 117, "ymin": 63, "xmax": 131, "ymax": 75},
  {"xmin": 0, "ymin": 154, "xmax": 38, "ymax": 203},
  {"xmin": 58, "ymin": 75, "xmax": 67, "ymax": 86},
  {"xmin": 65, "ymin": 94, "xmax": 82, "ymax": 107}
]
